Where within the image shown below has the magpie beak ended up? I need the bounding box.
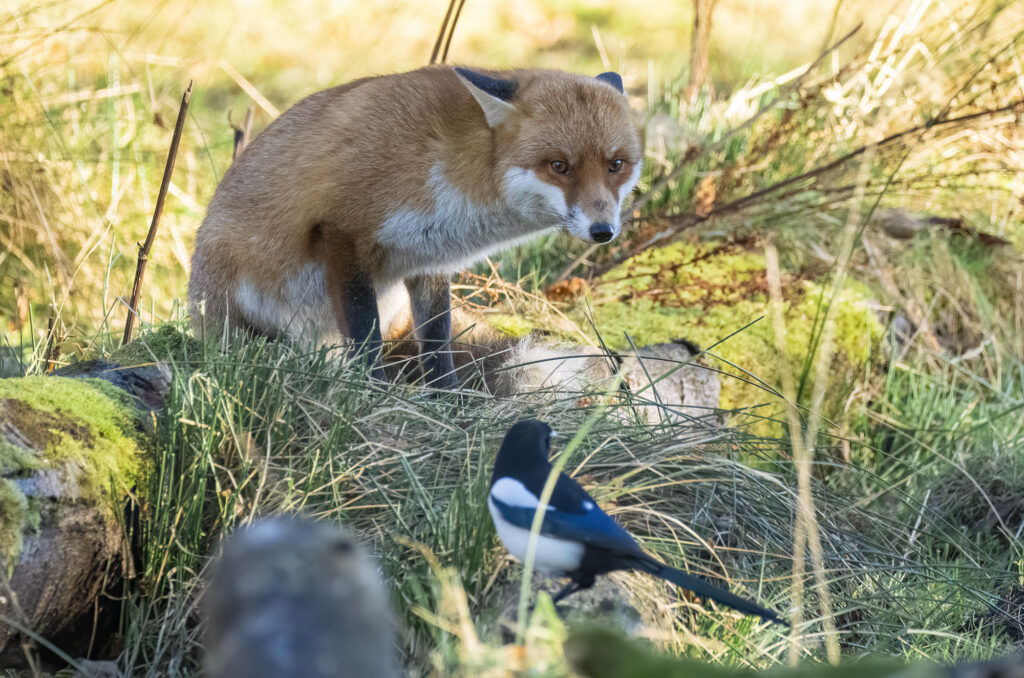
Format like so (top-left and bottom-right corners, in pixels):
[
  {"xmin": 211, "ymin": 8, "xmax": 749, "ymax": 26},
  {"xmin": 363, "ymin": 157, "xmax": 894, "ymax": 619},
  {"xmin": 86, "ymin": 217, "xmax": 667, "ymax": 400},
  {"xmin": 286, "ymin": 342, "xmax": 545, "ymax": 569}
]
[{"xmin": 487, "ymin": 419, "xmax": 789, "ymax": 626}]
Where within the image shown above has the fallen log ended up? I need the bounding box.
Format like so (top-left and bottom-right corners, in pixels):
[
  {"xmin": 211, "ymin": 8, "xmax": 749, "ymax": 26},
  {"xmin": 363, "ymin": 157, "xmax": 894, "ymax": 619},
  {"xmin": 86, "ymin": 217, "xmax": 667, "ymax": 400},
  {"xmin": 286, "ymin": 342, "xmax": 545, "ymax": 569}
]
[{"xmin": 0, "ymin": 362, "xmax": 168, "ymax": 665}]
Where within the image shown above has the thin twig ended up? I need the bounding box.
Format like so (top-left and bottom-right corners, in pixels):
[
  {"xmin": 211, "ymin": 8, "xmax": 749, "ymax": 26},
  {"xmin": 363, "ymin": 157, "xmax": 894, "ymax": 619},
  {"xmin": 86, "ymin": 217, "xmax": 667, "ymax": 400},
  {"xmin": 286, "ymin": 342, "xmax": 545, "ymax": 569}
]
[
  {"xmin": 218, "ymin": 60, "xmax": 278, "ymax": 117},
  {"xmin": 122, "ymin": 81, "xmax": 192, "ymax": 345},
  {"xmin": 765, "ymin": 240, "xmax": 839, "ymax": 664},
  {"xmin": 690, "ymin": 100, "xmax": 1022, "ymax": 219},
  {"xmin": 799, "ymin": 128, "xmax": 878, "ymax": 663},
  {"xmin": 232, "ymin": 107, "xmax": 254, "ymax": 161},
  {"xmin": 440, "ymin": 0, "xmax": 467, "ymax": 64},
  {"xmin": 429, "ymin": 0, "xmax": 458, "ymax": 65},
  {"xmin": 43, "ymin": 314, "xmax": 58, "ymax": 373}
]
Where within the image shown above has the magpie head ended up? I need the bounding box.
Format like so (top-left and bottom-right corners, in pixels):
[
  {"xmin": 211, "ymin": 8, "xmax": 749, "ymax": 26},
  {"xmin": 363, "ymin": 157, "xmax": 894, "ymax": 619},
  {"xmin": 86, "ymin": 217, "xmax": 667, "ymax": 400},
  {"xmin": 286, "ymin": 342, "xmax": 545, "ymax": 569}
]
[{"xmin": 492, "ymin": 419, "xmax": 555, "ymax": 484}]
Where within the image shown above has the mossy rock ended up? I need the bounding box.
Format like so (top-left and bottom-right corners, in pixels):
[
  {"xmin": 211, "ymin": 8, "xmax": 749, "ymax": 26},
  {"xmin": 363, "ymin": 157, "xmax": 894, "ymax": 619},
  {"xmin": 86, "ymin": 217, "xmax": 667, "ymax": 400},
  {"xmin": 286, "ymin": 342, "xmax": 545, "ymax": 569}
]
[
  {"xmin": 109, "ymin": 324, "xmax": 201, "ymax": 365},
  {"xmin": 0, "ymin": 375, "xmax": 146, "ymax": 658},
  {"xmin": 578, "ymin": 241, "xmax": 883, "ymax": 436}
]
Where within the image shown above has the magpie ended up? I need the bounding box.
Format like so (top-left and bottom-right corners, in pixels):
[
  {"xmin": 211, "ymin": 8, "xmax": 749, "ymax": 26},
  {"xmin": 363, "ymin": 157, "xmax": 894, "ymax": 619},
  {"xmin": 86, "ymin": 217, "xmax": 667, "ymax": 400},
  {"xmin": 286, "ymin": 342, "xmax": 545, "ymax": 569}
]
[{"xmin": 487, "ymin": 419, "xmax": 788, "ymax": 626}]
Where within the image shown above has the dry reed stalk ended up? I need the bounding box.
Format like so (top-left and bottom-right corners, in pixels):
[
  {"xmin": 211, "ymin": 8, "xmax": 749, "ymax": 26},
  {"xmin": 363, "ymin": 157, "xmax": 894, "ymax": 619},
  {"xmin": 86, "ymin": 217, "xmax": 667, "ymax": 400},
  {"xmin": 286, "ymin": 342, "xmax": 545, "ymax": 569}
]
[
  {"xmin": 429, "ymin": 0, "xmax": 467, "ymax": 65},
  {"xmin": 122, "ymin": 82, "xmax": 192, "ymax": 345},
  {"xmin": 765, "ymin": 240, "xmax": 840, "ymax": 664}
]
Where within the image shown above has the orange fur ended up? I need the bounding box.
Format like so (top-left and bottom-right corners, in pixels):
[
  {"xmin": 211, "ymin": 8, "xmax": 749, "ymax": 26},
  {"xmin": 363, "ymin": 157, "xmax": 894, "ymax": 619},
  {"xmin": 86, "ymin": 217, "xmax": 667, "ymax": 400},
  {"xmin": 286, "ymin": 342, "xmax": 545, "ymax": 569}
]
[{"xmin": 189, "ymin": 66, "xmax": 643, "ymax": 361}]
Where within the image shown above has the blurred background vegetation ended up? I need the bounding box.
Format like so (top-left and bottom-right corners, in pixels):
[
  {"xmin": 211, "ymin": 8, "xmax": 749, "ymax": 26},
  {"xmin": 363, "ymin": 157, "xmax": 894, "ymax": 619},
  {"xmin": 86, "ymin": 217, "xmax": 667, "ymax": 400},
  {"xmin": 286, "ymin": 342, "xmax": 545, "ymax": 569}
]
[
  {"xmin": 0, "ymin": 0, "xmax": 936, "ymax": 342},
  {"xmin": 2, "ymin": 0, "xmax": 1024, "ymax": 676}
]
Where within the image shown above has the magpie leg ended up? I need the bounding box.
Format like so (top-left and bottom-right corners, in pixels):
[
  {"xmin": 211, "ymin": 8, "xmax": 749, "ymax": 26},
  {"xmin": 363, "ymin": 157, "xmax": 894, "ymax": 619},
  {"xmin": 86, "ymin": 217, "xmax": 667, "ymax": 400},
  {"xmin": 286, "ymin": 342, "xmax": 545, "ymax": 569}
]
[{"xmin": 550, "ymin": 580, "xmax": 581, "ymax": 605}]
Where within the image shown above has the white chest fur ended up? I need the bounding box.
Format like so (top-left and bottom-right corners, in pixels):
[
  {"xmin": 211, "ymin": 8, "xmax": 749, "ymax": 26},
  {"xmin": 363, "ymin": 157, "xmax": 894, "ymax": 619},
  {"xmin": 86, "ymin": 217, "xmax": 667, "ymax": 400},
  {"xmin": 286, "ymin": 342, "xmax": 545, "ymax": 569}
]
[
  {"xmin": 233, "ymin": 264, "xmax": 410, "ymax": 341},
  {"xmin": 375, "ymin": 164, "xmax": 560, "ymax": 280}
]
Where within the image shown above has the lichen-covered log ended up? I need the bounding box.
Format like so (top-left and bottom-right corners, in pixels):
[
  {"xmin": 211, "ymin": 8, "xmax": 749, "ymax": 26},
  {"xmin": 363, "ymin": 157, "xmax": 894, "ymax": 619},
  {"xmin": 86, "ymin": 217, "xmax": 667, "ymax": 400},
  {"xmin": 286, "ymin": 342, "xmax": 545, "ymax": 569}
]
[{"xmin": 0, "ymin": 375, "xmax": 148, "ymax": 660}]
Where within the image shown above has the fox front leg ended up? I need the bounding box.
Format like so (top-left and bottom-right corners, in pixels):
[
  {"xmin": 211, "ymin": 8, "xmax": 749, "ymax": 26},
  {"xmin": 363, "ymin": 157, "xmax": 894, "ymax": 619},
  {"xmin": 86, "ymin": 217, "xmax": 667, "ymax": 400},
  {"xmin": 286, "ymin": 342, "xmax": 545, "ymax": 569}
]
[
  {"xmin": 405, "ymin": 274, "xmax": 457, "ymax": 388},
  {"xmin": 330, "ymin": 265, "xmax": 386, "ymax": 382}
]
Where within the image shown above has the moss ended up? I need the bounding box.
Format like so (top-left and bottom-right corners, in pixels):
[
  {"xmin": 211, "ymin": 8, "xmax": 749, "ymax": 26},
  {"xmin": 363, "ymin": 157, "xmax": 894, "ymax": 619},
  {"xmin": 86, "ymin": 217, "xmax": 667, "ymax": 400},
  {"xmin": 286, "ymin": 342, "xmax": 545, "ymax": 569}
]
[
  {"xmin": 0, "ymin": 376, "xmax": 145, "ymax": 566},
  {"xmin": 0, "ymin": 480, "xmax": 40, "ymax": 573},
  {"xmin": 110, "ymin": 324, "xmax": 200, "ymax": 365},
  {"xmin": 0, "ymin": 478, "xmax": 30, "ymax": 572},
  {"xmin": 0, "ymin": 376, "xmax": 144, "ymax": 565},
  {"xmin": 24, "ymin": 497, "xmax": 41, "ymax": 532},
  {"xmin": 581, "ymin": 241, "xmax": 883, "ymax": 435},
  {"xmin": 484, "ymin": 313, "xmax": 536, "ymax": 338},
  {"xmin": 0, "ymin": 439, "xmax": 44, "ymax": 474}
]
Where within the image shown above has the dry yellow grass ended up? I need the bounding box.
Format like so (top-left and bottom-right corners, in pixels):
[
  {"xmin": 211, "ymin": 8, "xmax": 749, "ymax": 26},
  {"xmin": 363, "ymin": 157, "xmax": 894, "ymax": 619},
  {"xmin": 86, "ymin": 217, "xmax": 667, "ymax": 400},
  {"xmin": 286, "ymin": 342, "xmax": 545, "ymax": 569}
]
[{"xmin": 0, "ymin": 0, "xmax": 908, "ymax": 348}]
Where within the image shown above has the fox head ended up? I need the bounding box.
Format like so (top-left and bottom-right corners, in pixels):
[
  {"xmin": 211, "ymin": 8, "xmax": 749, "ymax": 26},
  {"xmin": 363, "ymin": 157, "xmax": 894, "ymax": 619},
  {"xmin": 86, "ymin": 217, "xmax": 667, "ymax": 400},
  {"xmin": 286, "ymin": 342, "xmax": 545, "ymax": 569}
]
[{"xmin": 456, "ymin": 67, "xmax": 643, "ymax": 245}]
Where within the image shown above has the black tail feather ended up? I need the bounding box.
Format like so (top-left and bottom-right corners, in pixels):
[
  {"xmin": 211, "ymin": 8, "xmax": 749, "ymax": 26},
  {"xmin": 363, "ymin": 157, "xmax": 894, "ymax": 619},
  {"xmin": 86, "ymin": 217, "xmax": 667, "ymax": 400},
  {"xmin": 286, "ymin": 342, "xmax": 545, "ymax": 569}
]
[{"xmin": 637, "ymin": 559, "xmax": 789, "ymax": 627}]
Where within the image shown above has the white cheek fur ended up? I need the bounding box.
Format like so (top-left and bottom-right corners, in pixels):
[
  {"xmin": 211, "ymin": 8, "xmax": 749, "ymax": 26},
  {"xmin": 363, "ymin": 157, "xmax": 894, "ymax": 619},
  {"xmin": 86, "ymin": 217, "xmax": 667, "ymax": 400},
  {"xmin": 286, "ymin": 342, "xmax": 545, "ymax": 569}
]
[
  {"xmin": 564, "ymin": 205, "xmax": 592, "ymax": 241},
  {"xmin": 503, "ymin": 167, "xmax": 569, "ymax": 219},
  {"xmin": 618, "ymin": 160, "xmax": 643, "ymax": 204}
]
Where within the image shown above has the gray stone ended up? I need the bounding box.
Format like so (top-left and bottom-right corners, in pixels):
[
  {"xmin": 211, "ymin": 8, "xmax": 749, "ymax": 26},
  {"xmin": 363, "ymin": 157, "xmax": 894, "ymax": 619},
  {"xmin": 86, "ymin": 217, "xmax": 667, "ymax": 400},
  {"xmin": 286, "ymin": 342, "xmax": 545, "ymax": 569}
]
[
  {"xmin": 618, "ymin": 341, "xmax": 721, "ymax": 425},
  {"xmin": 495, "ymin": 572, "xmax": 647, "ymax": 639}
]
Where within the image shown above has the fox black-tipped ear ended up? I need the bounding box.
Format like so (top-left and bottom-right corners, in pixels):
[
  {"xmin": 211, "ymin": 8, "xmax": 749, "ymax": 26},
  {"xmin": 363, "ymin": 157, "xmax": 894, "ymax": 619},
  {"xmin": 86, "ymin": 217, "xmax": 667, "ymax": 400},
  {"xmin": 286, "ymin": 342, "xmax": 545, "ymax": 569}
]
[
  {"xmin": 455, "ymin": 67, "xmax": 517, "ymax": 101},
  {"xmin": 595, "ymin": 71, "xmax": 624, "ymax": 94},
  {"xmin": 455, "ymin": 67, "xmax": 518, "ymax": 128}
]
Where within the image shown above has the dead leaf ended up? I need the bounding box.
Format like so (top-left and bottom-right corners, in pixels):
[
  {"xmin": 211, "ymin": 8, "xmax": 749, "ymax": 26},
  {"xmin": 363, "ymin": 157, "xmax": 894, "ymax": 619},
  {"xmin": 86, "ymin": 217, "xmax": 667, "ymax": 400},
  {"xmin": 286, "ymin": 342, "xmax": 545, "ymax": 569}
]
[
  {"xmin": 546, "ymin": 276, "xmax": 589, "ymax": 303},
  {"xmin": 695, "ymin": 175, "xmax": 716, "ymax": 218}
]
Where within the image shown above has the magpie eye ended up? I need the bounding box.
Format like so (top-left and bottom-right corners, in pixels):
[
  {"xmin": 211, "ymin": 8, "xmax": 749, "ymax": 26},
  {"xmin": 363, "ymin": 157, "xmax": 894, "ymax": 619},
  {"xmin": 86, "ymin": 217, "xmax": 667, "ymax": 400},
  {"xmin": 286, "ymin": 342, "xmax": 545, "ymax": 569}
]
[
  {"xmin": 609, "ymin": 159, "xmax": 624, "ymax": 173},
  {"xmin": 550, "ymin": 160, "xmax": 569, "ymax": 174}
]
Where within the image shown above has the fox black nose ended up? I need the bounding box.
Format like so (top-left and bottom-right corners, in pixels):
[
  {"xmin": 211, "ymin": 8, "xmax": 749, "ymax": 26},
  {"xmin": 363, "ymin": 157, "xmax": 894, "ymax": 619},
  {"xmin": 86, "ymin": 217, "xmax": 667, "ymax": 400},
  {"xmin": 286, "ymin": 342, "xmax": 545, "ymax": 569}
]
[{"xmin": 589, "ymin": 223, "xmax": 615, "ymax": 243}]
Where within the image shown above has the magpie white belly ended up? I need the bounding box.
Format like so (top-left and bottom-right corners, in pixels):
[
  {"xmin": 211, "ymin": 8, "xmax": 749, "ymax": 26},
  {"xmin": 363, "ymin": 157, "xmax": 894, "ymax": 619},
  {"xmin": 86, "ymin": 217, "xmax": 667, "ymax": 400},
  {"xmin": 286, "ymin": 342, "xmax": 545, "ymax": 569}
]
[{"xmin": 488, "ymin": 497, "xmax": 584, "ymax": 575}]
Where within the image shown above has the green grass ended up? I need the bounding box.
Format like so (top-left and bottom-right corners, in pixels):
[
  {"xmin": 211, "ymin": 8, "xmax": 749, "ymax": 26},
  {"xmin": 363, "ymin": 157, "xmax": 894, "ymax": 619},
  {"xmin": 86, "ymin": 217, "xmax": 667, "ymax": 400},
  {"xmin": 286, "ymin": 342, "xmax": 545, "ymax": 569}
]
[{"xmin": 41, "ymin": 325, "xmax": 1008, "ymax": 676}]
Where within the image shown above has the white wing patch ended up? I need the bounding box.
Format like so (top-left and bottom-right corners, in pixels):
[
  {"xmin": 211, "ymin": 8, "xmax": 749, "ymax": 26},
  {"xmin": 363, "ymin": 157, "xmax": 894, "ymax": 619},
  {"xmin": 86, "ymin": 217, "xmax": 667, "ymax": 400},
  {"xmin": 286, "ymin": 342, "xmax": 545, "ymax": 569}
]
[{"xmin": 490, "ymin": 477, "xmax": 548, "ymax": 510}]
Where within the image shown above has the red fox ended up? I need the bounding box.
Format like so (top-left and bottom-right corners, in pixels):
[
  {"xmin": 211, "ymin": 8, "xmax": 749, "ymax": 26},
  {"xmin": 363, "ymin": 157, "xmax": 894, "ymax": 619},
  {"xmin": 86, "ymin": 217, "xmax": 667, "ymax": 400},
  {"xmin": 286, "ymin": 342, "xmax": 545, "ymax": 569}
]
[{"xmin": 189, "ymin": 66, "xmax": 643, "ymax": 387}]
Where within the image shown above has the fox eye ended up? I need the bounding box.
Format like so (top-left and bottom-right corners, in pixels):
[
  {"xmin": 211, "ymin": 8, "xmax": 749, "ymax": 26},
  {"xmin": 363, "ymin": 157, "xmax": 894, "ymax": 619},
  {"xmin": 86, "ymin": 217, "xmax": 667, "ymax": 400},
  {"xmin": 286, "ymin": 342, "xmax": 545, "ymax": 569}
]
[
  {"xmin": 609, "ymin": 159, "xmax": 624, "ymax": 173},
  {"xmin": 550, "ymin": 160, "xmax": 569, "ymax": 174}
]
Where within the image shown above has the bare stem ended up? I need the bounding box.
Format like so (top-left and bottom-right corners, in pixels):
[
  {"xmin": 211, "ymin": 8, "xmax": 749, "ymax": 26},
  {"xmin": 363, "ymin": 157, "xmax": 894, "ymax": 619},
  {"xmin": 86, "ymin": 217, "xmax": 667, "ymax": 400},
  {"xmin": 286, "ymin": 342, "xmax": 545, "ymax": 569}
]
[
  {"xmin": 429, "ymin": 0, "xmax": 458, "ymax": 65},
  {"xmin": 122, "ymin": 81, "xmax": 192, "ymax": 345},
  {"xmin": 232, "ymin": 106, "xmax": 254, "ymax": 161}
]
